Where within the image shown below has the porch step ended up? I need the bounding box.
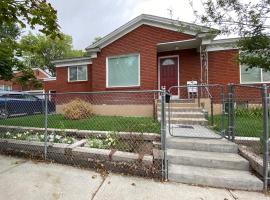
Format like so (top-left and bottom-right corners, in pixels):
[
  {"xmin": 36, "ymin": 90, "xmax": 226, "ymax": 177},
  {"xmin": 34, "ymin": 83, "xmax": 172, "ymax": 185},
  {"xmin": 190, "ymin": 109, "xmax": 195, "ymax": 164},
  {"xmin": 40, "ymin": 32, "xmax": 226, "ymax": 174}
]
[
  {"xmin": 167, "ymin": 149, "xmax": 249, "ymax": 170},
  {"xmin": 157, "ymin": 99, "xmax": 195, "ymax": 103},
  {"xmin": 167, "ymin": 117, "xmax": 208, "ymax": 125},
  {"xmin": 157, "ymin": 107, "xmax": 203, "ymax": 112},
  {"xmin": 157, "ymin": 103, "xmax": 198, "ymax": 108},
  {"xmin": 157, "ymin": 111, "xmax": 204, "ymax": 118},
  {"xmin": 167, "ymin": 137, "xmax": 238, "ymax": 153},
  {"xmin": 168, "ymin": 164, "xmax": 263, "ymax": 191}
]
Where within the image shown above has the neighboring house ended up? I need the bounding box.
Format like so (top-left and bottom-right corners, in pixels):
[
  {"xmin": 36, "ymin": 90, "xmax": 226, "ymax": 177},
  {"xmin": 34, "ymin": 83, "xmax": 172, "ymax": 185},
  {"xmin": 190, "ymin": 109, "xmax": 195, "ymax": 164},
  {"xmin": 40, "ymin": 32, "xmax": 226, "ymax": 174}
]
[
  {"xmin": 0, "ymin": 68, "xmax": 51, "ymax": 91},
  {"xmin": 44, "ymin": 14, "xmax": 266, "ymax": 96}
]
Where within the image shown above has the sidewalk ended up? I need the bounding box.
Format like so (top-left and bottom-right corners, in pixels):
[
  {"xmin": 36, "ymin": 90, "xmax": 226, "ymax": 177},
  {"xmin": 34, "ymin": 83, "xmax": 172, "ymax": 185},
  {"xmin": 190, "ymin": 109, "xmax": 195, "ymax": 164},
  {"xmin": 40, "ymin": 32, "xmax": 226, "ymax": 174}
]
[{"xmin": 0, "ymin": 154, "xmax": 268, "ymax": 200}]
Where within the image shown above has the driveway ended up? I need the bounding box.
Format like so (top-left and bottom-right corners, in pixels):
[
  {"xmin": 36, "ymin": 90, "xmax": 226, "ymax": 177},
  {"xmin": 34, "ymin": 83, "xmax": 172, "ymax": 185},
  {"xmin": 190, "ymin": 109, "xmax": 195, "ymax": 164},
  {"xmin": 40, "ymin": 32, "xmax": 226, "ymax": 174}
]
[{"xmin": 0, "ymin": 154, "xmax": 268, "ymax": 200}]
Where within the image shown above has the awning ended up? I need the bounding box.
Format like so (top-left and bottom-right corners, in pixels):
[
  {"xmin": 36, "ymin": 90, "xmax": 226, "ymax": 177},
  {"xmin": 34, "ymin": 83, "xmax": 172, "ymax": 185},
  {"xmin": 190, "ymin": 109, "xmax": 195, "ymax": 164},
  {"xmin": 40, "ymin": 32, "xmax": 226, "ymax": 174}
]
[{"xmin": 157, "ymin": 38, "xmax": 202, "ymax": 52}]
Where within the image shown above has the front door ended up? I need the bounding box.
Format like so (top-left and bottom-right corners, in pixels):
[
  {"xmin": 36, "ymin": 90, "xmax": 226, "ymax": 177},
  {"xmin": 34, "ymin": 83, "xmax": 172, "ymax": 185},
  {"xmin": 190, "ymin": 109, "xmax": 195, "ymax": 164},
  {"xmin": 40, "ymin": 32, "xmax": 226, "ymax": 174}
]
[{"xmin": 159, "ymin": 56, "xmax": 179, "ymax": 96}]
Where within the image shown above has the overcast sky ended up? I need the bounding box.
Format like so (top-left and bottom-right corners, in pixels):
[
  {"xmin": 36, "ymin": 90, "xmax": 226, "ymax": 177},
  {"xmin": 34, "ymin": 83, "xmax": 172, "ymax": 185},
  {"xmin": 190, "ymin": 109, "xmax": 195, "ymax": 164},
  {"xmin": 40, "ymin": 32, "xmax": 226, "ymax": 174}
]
[{"xmin": 48, "ymin": 0, "xmax": 199, "ymax": 50}]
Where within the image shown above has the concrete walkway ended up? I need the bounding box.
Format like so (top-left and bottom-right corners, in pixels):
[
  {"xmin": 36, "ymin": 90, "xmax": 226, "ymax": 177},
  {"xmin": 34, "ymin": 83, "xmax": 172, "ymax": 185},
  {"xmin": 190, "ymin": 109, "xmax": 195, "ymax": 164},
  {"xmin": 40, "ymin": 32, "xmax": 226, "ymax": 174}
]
[{"xmin": 0, "ymin": 155, "xmax": 269, "ymax": 200}]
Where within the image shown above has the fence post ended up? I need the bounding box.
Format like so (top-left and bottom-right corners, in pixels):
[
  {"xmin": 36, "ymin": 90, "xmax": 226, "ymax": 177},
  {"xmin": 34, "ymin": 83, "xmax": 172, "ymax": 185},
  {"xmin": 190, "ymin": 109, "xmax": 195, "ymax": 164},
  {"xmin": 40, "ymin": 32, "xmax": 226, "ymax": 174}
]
[
  {"xmin": 44, "ymin": 93, "xmax": 48, "ymax": 160},
  {"xmin": 227, "ymin": 83, "xmax": 235, "ymax": 141},
  {"xmin": 160, "ymin": 86, "xmax": 167, "ymax": 180},
  {"xmin": 262, "ymin": 84, "xmax": 269, "ymax": 192},
  {"xmin": 210, "ymin": 97, "xmax": 214, "ymax": 126},
  {"xmin": 221, "ymin": 86, "xmax": 225, "ymax": 137},
  {"xmin": 227, "ymin": 84, "xmax": 232, "ymax": 141},
  {"xmin": 231, "ymin": 84, "xmax": 235, "ymax": 142}
]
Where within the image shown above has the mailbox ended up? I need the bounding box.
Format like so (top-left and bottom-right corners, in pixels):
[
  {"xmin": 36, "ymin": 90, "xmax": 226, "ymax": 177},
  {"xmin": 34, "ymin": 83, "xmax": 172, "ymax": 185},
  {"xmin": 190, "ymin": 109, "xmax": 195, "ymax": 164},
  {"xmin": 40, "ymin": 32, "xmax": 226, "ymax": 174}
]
[{"xmin": 165, "ymin": 93, "xmax": 171, "ymax": 103}]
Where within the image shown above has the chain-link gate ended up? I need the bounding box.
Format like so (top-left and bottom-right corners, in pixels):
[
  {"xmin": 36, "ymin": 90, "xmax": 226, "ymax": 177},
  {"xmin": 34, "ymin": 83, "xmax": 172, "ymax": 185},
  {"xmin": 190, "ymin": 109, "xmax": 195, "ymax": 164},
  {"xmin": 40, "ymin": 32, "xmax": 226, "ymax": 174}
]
[
  {"xmin": 227, "ymin": 84, "xmax": 269, "ymax": 191},
  {"xmin": 166, "ymin": 84, "xmax": 226, "ymax": 139}
]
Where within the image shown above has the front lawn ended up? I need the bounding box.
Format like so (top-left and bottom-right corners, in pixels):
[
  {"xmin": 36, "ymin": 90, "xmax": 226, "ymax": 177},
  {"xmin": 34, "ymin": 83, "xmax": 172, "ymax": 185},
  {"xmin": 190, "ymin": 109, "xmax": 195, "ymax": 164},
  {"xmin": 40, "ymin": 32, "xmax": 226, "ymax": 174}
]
[
  {"xmin": 212, "ymin": 115, "xmax": 264, "ymax": 137},
  {"xmin": 0, "ymin": 114, "xmax": 160, "ymax": 133}
]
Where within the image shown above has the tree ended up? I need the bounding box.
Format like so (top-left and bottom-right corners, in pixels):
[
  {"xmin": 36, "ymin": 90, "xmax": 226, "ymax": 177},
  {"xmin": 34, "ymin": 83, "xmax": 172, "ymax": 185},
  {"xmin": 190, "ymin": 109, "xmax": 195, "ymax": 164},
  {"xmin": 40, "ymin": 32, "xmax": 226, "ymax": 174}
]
[
  {"xmin": 0, "ymin": 0, "xmax": 60, "ymax": 82},
  {"xmin": 15, "ymin": 68, "xmax": 43, "ymax": 91},
  {"xmin": 0, "ymin": 0, "xmax": 60, "ymax": 38},
  {"xmin": 20, "ymin": 33, "xmax": 86, "ymax": 75},
  {"xmin": 0, "ymin": 23, "xmax": 23, "ymax": 80},
  {"xmin": 190, "ymin": 0, "xmax": 270, "ymax": 71}
]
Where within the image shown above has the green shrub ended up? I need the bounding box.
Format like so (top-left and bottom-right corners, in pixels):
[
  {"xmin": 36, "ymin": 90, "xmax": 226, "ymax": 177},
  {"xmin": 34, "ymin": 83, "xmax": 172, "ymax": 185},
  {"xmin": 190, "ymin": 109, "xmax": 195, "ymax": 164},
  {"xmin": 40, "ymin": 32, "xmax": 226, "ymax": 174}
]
[
  {"xmin": 235, "ymin": 107, "xmax": 263, "ymax": 118},
  {"xmin": 63, "ymin": 98, "xmax": 93, "ymax": 120},
  {"xmin": 87, "ymin": 138, "xmax": 109, "ymax": 149}
]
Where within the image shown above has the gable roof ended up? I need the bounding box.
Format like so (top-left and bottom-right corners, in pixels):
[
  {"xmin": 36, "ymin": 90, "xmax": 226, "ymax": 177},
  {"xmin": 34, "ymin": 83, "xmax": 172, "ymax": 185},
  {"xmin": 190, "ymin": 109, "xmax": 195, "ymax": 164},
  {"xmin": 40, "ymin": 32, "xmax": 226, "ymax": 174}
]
[{"xmin": 85, "ymin": 14, "xmax": 217, "ymax": 52}]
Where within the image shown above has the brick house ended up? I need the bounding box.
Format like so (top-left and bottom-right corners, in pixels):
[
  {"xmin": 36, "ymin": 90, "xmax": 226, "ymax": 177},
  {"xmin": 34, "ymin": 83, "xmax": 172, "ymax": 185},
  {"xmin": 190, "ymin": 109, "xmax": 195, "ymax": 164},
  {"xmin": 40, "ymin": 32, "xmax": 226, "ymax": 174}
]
[
  {"xmin": 44, "ymin": 14, "xmax": 265, "ymax": 99},
  {"xmin": 0, "ymin": 68, "xmax": 51, "ymax": 91}
]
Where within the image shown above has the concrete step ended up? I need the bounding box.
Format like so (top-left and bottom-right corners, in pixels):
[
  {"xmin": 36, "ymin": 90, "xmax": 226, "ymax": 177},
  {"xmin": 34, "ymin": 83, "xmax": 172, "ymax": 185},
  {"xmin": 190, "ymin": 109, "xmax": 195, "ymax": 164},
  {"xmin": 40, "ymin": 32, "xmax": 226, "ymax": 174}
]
[
  {"xmin": 167, "ymin": 118, "xmax": 208, "ymax": 125},
  {"xmin": 168, "ymin": 164, "xmax": 263, "ymax": 191},
  {"xmin": 157, "ymin": 103, "xmax": 198, "ymax": 108},
  {"xmin": 157, "ymin": 107, "xmax": 203, "ymax": 112},
  {"xmin": 157, "ymin": 99, "xmax": 195, "ymax": 103},
  {"xmin": 166, "ymin": 137, "xmax": 238, "ymax": 153},
  {"xmin": 157, "ymin": 112, "xmax": 204, "ymax": 118},
  {"xmin": 167, "ymin": 149, "xmax": 249, "ymax": 171}
]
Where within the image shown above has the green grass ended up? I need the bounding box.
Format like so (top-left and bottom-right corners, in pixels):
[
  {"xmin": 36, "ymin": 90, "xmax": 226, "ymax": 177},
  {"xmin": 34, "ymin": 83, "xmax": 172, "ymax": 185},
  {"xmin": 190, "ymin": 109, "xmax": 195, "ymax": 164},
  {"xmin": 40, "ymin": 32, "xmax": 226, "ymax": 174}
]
[
  {"xmin": 212, "ymin": 115, "xmax": 264, "ymax": 137},
  {"xmin": 0, "ymin": 114, "xmax": 160, "ymax": 133}
]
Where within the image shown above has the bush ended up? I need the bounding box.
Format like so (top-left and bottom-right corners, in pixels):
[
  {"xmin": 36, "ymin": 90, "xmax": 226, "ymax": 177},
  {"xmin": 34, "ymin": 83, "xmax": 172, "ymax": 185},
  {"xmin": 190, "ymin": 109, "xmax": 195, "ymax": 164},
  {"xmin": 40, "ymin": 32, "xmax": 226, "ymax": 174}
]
[
  {"xmin": 235, "ymin": 107, "xmax": 263, "ymax": 118},
  {"xmin": 63, "ymin": 98, "xmax": 93, "ymax": 120}
]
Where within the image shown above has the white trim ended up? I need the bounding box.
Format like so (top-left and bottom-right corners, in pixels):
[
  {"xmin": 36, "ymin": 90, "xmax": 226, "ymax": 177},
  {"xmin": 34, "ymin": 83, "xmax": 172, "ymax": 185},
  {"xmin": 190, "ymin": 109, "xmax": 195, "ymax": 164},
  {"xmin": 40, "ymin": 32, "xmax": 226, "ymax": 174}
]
[
  {"xmin": 106, "ymin": 53, "xmax": 140, "ymax": 88},
  {"xmin": 55, "ymin": 61, "xmax": 92, "ymax": 68},
  {"xmin": 53, "ymin": 57, "xmax": 92, "ymax": 68},
  {"xmin": 239, "ymin": 64, "xmax": 270, "ymax": 84},
  {"xmin": 43, "ymin": 77, "xmax": 56, "ymax": 81},
  {"xmin": 67, "ymin": 65, "xmax": 88, "ymax": 82},
  {"xmin": 158, "ymin": 55, "xmax": 180, "ymax": 98},
  {"xmin": 86, "ymin": 14, "xmax": 216, "ymax": 52},
  {"xmin": 206, "ymin": 38, "xmax": 239, "ymax": 52}
]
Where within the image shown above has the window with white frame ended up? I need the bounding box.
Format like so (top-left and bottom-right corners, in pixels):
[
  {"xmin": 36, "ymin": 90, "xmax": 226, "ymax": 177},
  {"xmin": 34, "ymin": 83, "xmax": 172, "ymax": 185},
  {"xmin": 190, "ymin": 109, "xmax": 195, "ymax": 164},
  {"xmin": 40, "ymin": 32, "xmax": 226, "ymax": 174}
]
[
  {"xmin": 68, "ymin": 65, "xmax": 87, "ymax": 81},
  {"xmin": 107, "ymin": 54, "xmax": 140, "ymax": 87},
  {"xmin": 240, "ymin": 65, "xmax": 270, "ymax": 83},
  {"xmin": 0, "ymin": 85, "xmax": 11, "ymax": 91}
]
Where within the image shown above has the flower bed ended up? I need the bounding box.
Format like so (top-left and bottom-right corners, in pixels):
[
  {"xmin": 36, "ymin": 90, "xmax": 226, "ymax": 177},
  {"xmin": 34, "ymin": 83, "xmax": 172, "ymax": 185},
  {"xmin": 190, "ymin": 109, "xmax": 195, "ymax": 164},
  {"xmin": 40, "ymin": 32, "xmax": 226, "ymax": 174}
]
[
  {"xmin": 1, "ymin": 130, "xmax": 76, "ymax": 144},
  {"xmin": 0, "ymin": 126, "xmax": 162, "ymax": 178}
]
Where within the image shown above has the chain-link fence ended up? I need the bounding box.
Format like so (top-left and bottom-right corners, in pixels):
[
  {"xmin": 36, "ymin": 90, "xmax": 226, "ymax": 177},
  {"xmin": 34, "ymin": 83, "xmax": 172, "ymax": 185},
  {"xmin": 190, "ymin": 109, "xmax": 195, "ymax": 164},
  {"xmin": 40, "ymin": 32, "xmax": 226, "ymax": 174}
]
[
  {"xmin": 0, "ymin": 90, "xmax": 167, "ymax": 179},
  {"xmin": 227, "ymin": 84, "xmax": 269, "ymax": 191}
]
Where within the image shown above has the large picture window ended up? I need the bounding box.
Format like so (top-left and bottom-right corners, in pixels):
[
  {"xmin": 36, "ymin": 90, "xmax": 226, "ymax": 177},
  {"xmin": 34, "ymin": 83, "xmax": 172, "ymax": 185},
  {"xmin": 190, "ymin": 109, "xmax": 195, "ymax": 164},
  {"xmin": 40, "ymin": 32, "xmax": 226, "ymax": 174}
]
[
  {"xmin": 106, "ymin": 54, "xmax": 140, "ymax": 87},
  {"xmin": 240, "ymin": 65, "xmax": 270, "ymax": 83},
  {"xmin": 68, "ymin": 65, "xmax": 87, "ymax": 82}
]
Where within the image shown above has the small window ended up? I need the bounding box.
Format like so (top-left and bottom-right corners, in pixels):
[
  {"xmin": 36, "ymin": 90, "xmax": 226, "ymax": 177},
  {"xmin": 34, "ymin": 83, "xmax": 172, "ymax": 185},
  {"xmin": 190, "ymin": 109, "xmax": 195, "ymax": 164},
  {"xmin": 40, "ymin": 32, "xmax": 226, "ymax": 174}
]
[
  {"xmin": 162, "ymin": 58, "xmax": 175, "ymax": 65},
  {"xmin": 0, "ymin": 85, "xmax": 11, "ymax": 91},
  {"xmin": 68, "ymin": 65, "xmax": 87, "ymax": 82},
  {"xmin": 240, "ymin": 65, "xmax": 270, "ymax": 83},
  {"xmin": 107, "ymin": 54, "xmax": 140, "ymax": 87}
]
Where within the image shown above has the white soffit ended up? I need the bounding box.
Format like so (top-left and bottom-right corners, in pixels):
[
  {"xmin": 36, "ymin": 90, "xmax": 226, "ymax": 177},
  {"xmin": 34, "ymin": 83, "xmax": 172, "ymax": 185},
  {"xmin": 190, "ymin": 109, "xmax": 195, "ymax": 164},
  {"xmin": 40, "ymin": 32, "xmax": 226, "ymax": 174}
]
[
  {"xmin": 53, "ymin": 57, "xmax": 92, "ymax": 68},
  {"xmin": 157, "ymin": 38, "xmax": 202, "ymax": 52}
]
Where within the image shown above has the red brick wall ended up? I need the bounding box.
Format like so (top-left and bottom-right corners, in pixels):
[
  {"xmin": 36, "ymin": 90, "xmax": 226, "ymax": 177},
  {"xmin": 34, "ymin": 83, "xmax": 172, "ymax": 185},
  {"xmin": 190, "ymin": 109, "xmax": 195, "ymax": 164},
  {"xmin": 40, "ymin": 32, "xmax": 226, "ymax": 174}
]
[
  {"xmin": 91, "ymin": 25, "xmax": 194, "ymax": 91},
  {"xmin": 44, "ymin": 65, "xmax": 92, "ymax": 93},
  {"xmin": 208, "ymin": 49, "xmax": 240, "ymax": 85}
]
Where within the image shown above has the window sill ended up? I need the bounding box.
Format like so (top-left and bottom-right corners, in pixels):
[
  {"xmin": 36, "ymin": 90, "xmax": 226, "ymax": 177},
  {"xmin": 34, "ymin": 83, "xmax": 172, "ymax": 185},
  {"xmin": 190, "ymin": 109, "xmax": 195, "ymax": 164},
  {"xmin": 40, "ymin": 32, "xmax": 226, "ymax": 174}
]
[
  {"xmin": 106, "ymin": 86, "xmax": 141, "ymax": 90},
  {"xmin": 67, "ymin": 80, "xmax": 88, "ymax": 83},
  {"xmin": 240, "ymin": 82, "xmax": 270, "ymax": 85}
]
